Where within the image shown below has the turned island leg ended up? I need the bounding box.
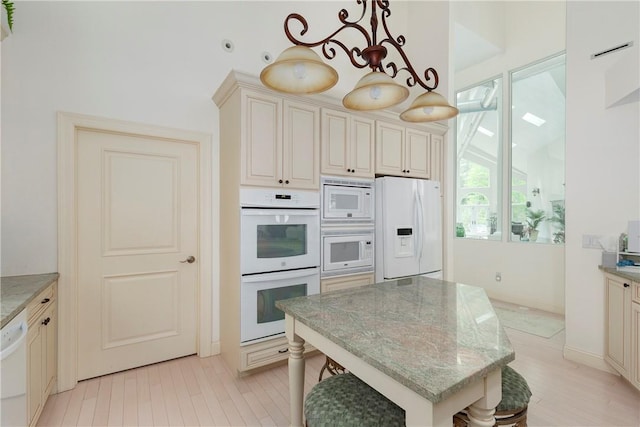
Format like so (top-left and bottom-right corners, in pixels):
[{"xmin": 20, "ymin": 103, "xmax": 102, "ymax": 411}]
[
  {"xmin": 467, "ymin": 368, "xmax": 501, "ymax": 427},
  {"xmin": 285, "ymin": 315, "xmax": 305, "ymax": 427}
]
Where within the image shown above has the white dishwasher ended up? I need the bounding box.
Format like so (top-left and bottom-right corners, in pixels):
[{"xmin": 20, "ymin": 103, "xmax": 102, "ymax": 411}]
[{"xmin": 1, "ymin": 309, "xmax": 28, "ymax": 427}]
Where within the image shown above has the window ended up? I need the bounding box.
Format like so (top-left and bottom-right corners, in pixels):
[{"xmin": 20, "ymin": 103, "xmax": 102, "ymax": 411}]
[
  {"xmin": 455, "ymin": 78, "xmax": 502, "ymax": 239},
  {"xmin": 510, "ymin": 54, "xmax": 566, "ymax": 243},
  {"xmin": 455, "ymin": 54, "xmax": 566, "ymax": 244}
]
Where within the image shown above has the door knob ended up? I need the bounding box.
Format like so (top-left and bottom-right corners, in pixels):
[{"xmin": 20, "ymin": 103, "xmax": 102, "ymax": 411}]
[{"xmin": 180, "ymin": 256, "xmax": 196, "ymax": 264}]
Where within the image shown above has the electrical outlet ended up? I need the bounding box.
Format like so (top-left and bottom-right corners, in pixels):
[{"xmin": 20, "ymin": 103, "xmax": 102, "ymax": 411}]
[
  {"xmin": 495, "ymin": 272, "xmax": 502, "ymax": 282},
  {"xmin": 582, "ymin": 234, "xmax": 603, "ymax": 249}
]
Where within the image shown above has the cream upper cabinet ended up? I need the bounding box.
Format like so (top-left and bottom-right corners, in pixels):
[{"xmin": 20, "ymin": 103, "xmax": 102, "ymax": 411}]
[
  {"xmin": 241, "ymin": 91, "xmax": 319, "ymax": 190},
  {"xmin": 430, "ymin": 134, "xmax": 444, "ymax": 189},
  {"xmin": 375, "ymin": 120, "xmax": 431, "ymax": 179},
  {"xmin": 321, "ymin": 108, "xmax": 374, "ymax": 178},
  {"xmin": 283, "ymin": 100, "xmax": 321, "ymax": 189}
]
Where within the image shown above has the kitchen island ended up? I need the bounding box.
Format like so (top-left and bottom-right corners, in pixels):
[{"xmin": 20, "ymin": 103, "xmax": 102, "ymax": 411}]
[{"xmin": 276, "ymin": 275, "xmax": 515, "ymax": 427}]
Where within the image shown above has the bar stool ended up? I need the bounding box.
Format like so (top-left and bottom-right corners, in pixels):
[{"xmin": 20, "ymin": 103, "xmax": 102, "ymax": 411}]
[
  {"xmin": 453, "ymin": 365, "xmax": 532, "ymax": 427},
  {"xmin": 318, "ymin": 356, "xmax": 347, "ymax": 381},
  {"xmin": 305, "ymin": 372, "xmax": 405, "ymax": 427}
]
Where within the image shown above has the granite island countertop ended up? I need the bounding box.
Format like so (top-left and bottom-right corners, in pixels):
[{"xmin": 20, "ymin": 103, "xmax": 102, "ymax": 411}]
[
  {"xmin": 276, "ymin": 275, "xmax": 515, "ymax": 403},
  {"xmin": 1, "ymin": 273, "xmax": 59, "ymax": 328}
]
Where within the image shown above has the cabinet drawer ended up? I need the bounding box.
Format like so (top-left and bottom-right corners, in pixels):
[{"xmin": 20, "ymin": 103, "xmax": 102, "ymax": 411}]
[
  {"xmin": 240, "ymin": 336, "xmax": 316, "ymax": 372},
  {"xmin": 27, "ymin": 283, "xmax": 55, "ymax": 326},
  {"xmin": 633, "ymin": 282, "xmax": 640, "ymax": 304}
]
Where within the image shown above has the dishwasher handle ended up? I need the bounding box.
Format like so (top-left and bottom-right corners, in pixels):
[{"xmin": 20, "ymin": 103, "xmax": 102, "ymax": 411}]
[{"xmin": 1, "ymin": 320, "xmax": 28, "ymax": 360}]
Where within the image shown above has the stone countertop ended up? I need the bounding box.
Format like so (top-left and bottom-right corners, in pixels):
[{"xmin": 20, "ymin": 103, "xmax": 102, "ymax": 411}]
[
  {"xmin": 600, "ymin": 266, "xmax": 640, "ymax": 283},
  {"xmin": 1, "ymin": 273, "xmax": 59, "ymax": 328},
  {"xmin": 276, "ymin": 275, "xmax": 515, "ymax": 404}
]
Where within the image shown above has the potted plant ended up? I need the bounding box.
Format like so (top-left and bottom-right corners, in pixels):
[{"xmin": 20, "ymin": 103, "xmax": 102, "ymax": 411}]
[
  {"xmin": 2, "ymin": 0, "xmax": 14, "ymax": 32},
  {"xmin": 549, "ymin": 203, "xmax": 565, "ymax": 243},
  {"xmin": 525, "ymin": 208, "xmax": 546, "ymax": 242}
]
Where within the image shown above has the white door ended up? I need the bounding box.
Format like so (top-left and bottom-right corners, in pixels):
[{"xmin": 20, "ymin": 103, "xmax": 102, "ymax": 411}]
[{"xmin": 76, "ymin": 129, "xmax": 198, "ymax": 380}]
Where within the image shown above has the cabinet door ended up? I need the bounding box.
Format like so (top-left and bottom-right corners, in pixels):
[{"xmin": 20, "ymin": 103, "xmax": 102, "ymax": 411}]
[
  {"xmin": 43, "ymin": 304, "xmax": 56, "ymax": 397},
  {"xmin": 430, "ymin": 134, "xmax": 444, "ymax": 191},
  {"xmin": 405, "ymin": 128, "xmax": 430, "ymax": 178},
  {"xmin": 350, "ymin": 116, "xmax": 375, "ymax": 178},
  {"xmin": 241, "ymin": 91, "xmax": 282, "ymax": 187},
  {"xmin": 632, "ymin": 300, "xmax": 640, "ymax": 389},
  {"xmin": 283, "ymin": 100, "xmax": 320, "ymax": 190},
  {"xmin": 321, "ymin": 108, "xmax": 350, "ymax": 177},
  {"xmin": 605, "ymin": 275, "xmax": 631, "ymax": 377},
  {"xmin": 27, "ymin": 322, "xmax": 43, "ymax": 426},
  {"xmin": 321, "ymin": 273, "xmax": 374, "ymax": 293},
  {"xmin": 375, "ymin": 121, "xmax": 405, "ymax": 176}
]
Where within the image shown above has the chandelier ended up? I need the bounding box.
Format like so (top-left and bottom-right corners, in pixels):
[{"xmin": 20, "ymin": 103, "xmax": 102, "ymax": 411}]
[{"xmin": 260, "ymin": 0, "xmax": 458, "ymax": 123}]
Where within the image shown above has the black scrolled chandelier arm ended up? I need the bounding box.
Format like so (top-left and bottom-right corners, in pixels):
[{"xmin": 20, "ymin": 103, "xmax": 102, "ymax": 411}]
[
  {"xmin": 284, "ymin": 10, "xmax": 373, "ymax": 69},
  {"xmin": 282, "ymin": 0, "xmax": 439, "ymax": 91}
]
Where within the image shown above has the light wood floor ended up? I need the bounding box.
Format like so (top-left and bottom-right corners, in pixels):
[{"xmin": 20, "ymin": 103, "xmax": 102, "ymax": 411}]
[{"xmin": 38, "ymin": 315, "xmax": 640, "ymax": 426}]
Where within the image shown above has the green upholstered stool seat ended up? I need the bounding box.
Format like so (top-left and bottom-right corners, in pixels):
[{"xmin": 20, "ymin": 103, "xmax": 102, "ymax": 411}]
[
  {"xmin": 454, "ymin": 365, "xmax": 532, "ymax": 427},
  {"xmin": 305, "ymin": 372, "xmax": 405, "ymax": 427}
]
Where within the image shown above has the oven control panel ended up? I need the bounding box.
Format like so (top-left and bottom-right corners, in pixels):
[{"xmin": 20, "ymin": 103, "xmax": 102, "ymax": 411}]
[{"xmin": 240, "ymin": 188, "xmax": 319, "ymax": 209}]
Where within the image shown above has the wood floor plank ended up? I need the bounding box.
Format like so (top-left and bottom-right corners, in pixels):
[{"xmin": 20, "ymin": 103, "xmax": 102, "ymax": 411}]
[{"xmin": 38, "ymin": 303, "xmax": 640, "ymax": 427}]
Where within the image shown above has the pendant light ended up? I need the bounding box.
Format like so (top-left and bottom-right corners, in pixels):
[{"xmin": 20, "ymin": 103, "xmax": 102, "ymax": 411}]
[
  {"xmin": 400, "ymin": 91, "xmax": 459, "ymax": 122},
  {"xmin": 342, "ymin": 71, "xmax": 409, "ymax": 111},
  {"xmin": 260, "ymin": 46, "xmax": 338, "ymax": 95},
  {"xmin": 261, "ymin": 1, "xmax": 458, "ymax": 123}
]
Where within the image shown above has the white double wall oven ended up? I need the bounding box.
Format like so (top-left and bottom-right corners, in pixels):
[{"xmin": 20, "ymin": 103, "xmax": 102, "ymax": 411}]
[
  {"xmin": 240, "ymin": 188, "xmax": 320, "ymax": 344},
  {"xmin": 320, "ymin": 176, "xmax": 375, "ymax": 278}
]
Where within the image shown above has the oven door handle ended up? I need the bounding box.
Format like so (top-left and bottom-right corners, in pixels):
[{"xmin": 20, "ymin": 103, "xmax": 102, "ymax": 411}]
[
  {"xmin": 241, "ymin": 209, "xmax": 319, "ymax": 216},
  {"xmin": 242, "ymin": 267, "xmax": 319, "ymax": 283}
]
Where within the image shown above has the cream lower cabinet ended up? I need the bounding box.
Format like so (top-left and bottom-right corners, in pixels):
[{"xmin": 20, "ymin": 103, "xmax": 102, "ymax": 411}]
[
  {"xmin": 321, "ymin": 273, "xmax": 375, "ymax": 293},
  {"xmin": 240, "ymin": 90, "xmax": 320, "ymax": 190},
  {"xmin": 604, "ymin": 273, "xmax": 640, "ymax": 391},
  {"xmin": 375, "ymin": 120, "xmax": 432, "ymax": 179},
  {"xmin": 632, "ymin": 283, "xmax": 640, "ymax": 389},
  {"xmin": 27, "ymin": 282, "xmax": 57, "ymax": 426},
  {"xmin": 321, "ymin": 108, "xmax": 374, "ymax": 178},
  {"xmin": 240, "ymin": 336, "xmax": 316, "ymax": 373}
]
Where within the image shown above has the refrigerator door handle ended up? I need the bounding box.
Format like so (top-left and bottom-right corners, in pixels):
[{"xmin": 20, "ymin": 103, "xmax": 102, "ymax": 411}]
[{"xmin": 414, "ymin": 184, "xmax": 424, "ymax": 261}]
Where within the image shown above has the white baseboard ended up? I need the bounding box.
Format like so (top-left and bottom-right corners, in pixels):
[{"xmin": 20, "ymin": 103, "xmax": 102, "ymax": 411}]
[
  {"xmin": 210, "ymin": 340, "xmax": 221, "ymax": 355},
  {"xmin": 563, "ymin": 344, "xmax": 619, "ymax": 375}
]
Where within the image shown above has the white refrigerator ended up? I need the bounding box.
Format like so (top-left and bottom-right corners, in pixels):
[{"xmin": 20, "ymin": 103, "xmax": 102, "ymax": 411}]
[{"xmin": 375, "ymin": 176, "xmax": 442, "ymax": 282}]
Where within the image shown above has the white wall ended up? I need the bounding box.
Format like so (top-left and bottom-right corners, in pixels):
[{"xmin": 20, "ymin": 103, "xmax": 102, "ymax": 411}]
[
  {"xmin": 452, "ymin": 1, "xmax": 567, "ymax": 313},
  {"xmin": 1, "ymin": 1, "xmax": 452, "ymax": 346},
  {"xmin": 564, "ymin": 1, "xmax": 639, "ymax": 368}
]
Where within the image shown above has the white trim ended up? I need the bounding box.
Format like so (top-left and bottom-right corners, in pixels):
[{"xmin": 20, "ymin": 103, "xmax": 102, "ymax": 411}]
[
  {"xmin": 563, "ymin": 344, "xmax": 619, "ymax": 375},
  {"xmin": 57, "ymin": 112, "xmax": 216, "ymax": 392}
]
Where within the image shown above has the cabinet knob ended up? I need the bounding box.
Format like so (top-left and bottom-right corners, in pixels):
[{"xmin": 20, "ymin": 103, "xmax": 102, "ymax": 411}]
[
  {"xmin": 406, "ymin": 170, "xmax": 410, "ymax": 173},
  {"xmin": 42, "ymin": 317, "xmax": 51, "ymax": 326},
  {"xmin": 347, "ymin": 168, "xmax": 352, "ymax": 172},
  {"xmin": 351, "ymin": 169, "xmax": 355, "ymax": 173},
  {"xmin": 624, "ymin": 283, "xmax": 630, "ymax": 288},
  {"xmin": 41, "ymin": 298, "xmax": 50, "ymax": 304},
  {"xmin": 278, "ymin": 179, "xmax": 283, "ymax": 184},
  {"xmin": 285, "ymin": 180, "xmax": 289, "ymax": 184},
  {"xmin": 278, "ymin": 348, "xmax": 289, "ymax": 354}
]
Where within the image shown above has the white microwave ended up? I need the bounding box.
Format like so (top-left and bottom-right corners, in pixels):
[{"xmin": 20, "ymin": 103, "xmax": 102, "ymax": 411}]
[
  {"xmin": 321, "ymin": 176, "xmax": 374, "ymax": 224},
  {"xmin": 321, "ymin": 228, "xmax": 374, "ymax": 277}
]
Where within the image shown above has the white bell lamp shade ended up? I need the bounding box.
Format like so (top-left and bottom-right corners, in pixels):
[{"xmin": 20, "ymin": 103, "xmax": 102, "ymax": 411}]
[
  {"xmin": 260, "ymin": 46, "xmax": 338, "ymax": 94},
  {"xmin": 342, "ymin": 71, "xmax": 409, "ymax": 111},
  {"xmin": 400, "ymin": 91, "xmax": 459, "ymax": 122}
]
